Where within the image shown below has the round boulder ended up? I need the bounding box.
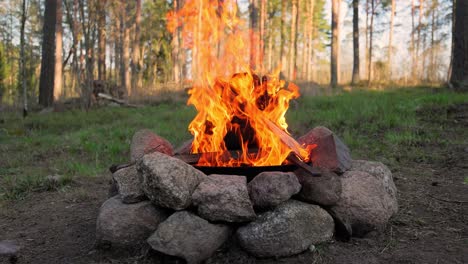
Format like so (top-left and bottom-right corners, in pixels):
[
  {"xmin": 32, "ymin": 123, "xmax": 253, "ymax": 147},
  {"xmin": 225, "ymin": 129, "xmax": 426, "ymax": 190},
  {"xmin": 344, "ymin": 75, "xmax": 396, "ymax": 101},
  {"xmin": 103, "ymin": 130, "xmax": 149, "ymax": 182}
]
[
  {"xmin": 248, "ymin": 171, "xmax": 301, "ymax": 208},
  {"xmin": 329, "ymin": 161, "xmax": 398, "ymax": 237},
  {"xmin": 96, "ymin": 196, "xmax": 169, "ymax": 250},
  {"xmin": 147, "ymin": 211, "xmax": 231, "ymax": 264},
  {"xmin": 138, "ymin": 152, "xmax": 204, "ymax": 210},
  {"xmin": 112, "ymin": 165, "xmax": 145, "ymax": 204},
  {"xmin": 295, "ymin": 169, "xmax": 342, "ymax": 206},
  {"xmin": 192, "ymin": 174, "xmax": 256, "ymax": 222},
  {"xmin": 237, "ymin": 200, "xmax": 334, "ymax": 258},
  {"xmin": 130, "ymin": 129, "xmax": 174, "ymax": 161}
]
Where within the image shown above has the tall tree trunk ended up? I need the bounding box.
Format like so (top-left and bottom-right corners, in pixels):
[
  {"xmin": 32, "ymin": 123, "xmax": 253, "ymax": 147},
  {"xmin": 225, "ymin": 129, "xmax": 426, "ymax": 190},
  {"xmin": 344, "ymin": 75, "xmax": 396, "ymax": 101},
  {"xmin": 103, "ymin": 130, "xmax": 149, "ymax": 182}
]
[
  {"xmin": 20, "ymin": 0, "xmax": 27, "ymax": 116},
  {"xmin": 259, "ymin": 0, "xmax": 266, "ymax": 68},
  {"xmin": 306, "ymin": 0, "xmax": 315, "ymax": 81},
  {"xmin": 54, "ymin": 0, "xmax": 63, "ymax": 101},
  {"xmin": 352, "ymin": 0, "xmax": 360, "ymax": 84},
  {"xmin": 430, "ymin": 2, "xmax": 435, "ymax": 82},
  {"xmin": 97, "ymin": 0, "xmax": 107, "ymax": 81},
  {"xmin": 388, "ymin": 0, "xmax": 395, "ymax": 80},
  {"xmin": 365, "ymin": 0, "xmax": 369, "ymax": 79},
  {"xmin": 367, "ymin": 0, "xmax": 374, "ymax": 86},
  {"xmin": 330, "ymin": 0, "xmax": 340, "ymax": 87},
  {"xmin": 280, "ymin": 1, "xmax": 287, "ymax": 75},
  {"xmin": 411, "ymin": 0, "xmax": 416, "ymax": 82},
  {"xmin": 131, "ymin": 0, "xmax": 142, "ymax": 92},
  {"xmin": 249, "ymin": 0, "xmax": 259, "ymax": 70},
  {"xmin": 39, "ymin": 0, "xmax": 58, "ymax": 107},
  {"xmin": 171, "ymin": 0, "xmax": 181, "ymax": 85},
  {"xmin": 289, "ymin": 0, "xmax": 298, "ymax": 80},
  {"xmin": 416, "ymin": 0, "xmax": 424, "ymax": 80},
  {"xmin": 450, "ymin": 0, "xmax": 468, "ymax": 90},
  {"xmin": 121, "ymin": 1, "xmax": 131, "ymax": 96}
]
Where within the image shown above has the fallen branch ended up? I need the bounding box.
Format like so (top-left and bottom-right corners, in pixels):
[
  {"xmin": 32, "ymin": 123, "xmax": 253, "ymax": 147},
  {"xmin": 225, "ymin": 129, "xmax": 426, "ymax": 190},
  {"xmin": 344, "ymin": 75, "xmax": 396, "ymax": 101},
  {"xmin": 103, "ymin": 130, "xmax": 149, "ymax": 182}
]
[
  {"xmin": 427, "ymin": 194, "xmax": 468, "ymax": 204},
  {"xmin": 97, "ymin": 93, "xmax": 141, "ymax": 108}
]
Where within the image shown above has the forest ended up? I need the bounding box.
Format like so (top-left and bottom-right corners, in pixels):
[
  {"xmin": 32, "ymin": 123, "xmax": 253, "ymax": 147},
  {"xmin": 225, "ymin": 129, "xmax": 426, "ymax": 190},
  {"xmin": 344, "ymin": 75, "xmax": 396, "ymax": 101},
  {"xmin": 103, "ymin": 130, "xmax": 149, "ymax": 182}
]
[
  {"xmin": 0, "ymin": 0, "xmax": 466, "ymax": 110},
  {"xmin": 0, "ymin": 0, "xmax": 467, "ymax": 263}
]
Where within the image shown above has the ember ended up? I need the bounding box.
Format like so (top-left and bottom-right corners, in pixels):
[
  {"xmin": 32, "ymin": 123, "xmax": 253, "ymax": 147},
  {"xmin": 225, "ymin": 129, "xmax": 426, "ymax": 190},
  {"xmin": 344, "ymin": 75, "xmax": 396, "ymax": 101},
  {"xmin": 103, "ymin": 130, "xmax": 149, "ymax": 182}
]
[{"xmin": 167, "ymin": 0, "xmax": 313, "ymax": 167}]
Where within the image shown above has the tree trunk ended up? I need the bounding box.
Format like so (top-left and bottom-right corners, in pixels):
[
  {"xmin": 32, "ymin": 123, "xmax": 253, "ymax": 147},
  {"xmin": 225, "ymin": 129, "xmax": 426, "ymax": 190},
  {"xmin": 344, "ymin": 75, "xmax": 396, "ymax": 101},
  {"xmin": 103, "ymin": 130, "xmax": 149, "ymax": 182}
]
[
  {"xmin": 131, "ymin": 0, "xmax": 142, "ymax": 92},
  {"xmin": 249, "ymin": 0, "xmax": 259, "ymax": 70},
  {"xmin": 20, "ymin": 0, "xmax": 27, "ymax": 116},
  {"xmin": 171, "ymin": 0, "xmax": 181, "ymax": 85},
  {"xmin": 289, "ymin": 0, "xmax": 298, "ymax": 80},
  {"xmin": 39, "ymin": 0, "xmax": 58, "ymax": 107},
  {"xmin": 54, "ymin": 0, "xmax": 63, "ymax": 101},
  {"xmin": 351, "ymin": 0, "xmax": 360, "ymax": 85},
  {"xmin": 411, "ymin": 0, "xmax": 416, "ymax": 82},
  {"xmin": 97, "ymin": 0, "xmax": 107, "ymax": 81},
  {"xmin": 330, "ymin": 0, "xmax": 340, "ymax": 87},
  {"xmin": 259, "ymin": 0, "xmax": 266, "ymax": 68},
  {"xmin": 388, "ymin": 0, "xmax": 395, "ymax": 80},
  {"xmin": 365, "ymin": 0, "xmax": 369, "ymax": 79},
  {"xmin": 121, "ymin": 1, "xmax": 131, "ymax": 96},
  {"xmin": 416, "ymin": 0, "xmax": 424, "ymax": 80},
  {"xmin": 450, "ymin": 0, "xmax": 468, "ymax": 90},
  {"xmin": 306, "ymin": 0, "xmax": 315, "ymax": 81},
  {"xmin": 280, "ymin": 1, "xmax": 287, "ymax": 75},
  {"xmin": 367, "ymin": 0, "xmax": 374, "ymax": 86}
]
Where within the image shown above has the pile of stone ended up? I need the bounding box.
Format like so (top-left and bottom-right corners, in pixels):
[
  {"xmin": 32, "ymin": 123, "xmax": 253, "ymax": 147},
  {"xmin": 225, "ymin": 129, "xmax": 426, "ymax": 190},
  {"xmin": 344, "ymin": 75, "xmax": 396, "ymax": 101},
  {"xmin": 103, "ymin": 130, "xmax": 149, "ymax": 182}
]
[{"xmin": 96, "ymin": 128, "xmax": 398, "ymax": 263}]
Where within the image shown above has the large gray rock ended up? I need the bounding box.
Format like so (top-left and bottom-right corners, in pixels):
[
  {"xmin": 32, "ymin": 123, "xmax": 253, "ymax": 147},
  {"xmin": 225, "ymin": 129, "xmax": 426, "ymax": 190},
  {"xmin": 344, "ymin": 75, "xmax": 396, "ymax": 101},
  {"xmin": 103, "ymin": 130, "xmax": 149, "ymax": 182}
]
[
  {"xmin": 147, "ymin": 211, "xmax": 231, "ymax": 264},
  {"xmin": 96, "ymin": 196, "xmax": 169, "ymax": 250},
  {"xmin": 138, "ymin": 152, "xmax": 204, "ymax": 210},
  {"xmin": 113, "ymin": 165, "xmax": 145, "ymax": 203},
  {"xmin": 351, "ymin": 160, "xmax": 398, "ymax": 208},
  {"xmin": 297, "ymin": 126, "xmax": 352, "ymax": 173},
  {"xmin": 330, "ymin": 161, "xmax": 398, "ymax": 237},
  {"xmin": 295, "ymin": 169, "xmax": 342, "ymax": 206},
  {"xmin": 192, "ymin": 174, "xmax": 256, "ymax": 222},
  {"xmin": 130, "ymin": 129, "xmax": 174, "ymax": 161},
  {"xmin": 237, "ymin": 200, "xmax": 334, "ymax": 258},
  {"xmin": 248, "ymin": 171, "xmax": 301, "ymax": 208}
]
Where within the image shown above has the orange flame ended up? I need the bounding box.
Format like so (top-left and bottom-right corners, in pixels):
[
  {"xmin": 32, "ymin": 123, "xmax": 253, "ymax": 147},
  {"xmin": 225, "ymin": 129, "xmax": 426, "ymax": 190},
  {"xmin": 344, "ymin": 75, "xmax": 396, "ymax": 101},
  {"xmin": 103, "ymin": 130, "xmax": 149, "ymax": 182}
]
[{"xmin": 168, "ymin": 0, "xmax": 310, "ymax": 166}]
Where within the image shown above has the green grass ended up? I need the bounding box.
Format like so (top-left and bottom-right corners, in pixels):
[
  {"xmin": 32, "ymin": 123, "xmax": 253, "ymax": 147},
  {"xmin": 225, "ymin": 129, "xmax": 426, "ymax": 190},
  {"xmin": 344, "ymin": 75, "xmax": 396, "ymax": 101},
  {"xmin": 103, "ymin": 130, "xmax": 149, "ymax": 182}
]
[{"xmin": 1, "ymin": 87, "xmax": 467, "ymax": 200}]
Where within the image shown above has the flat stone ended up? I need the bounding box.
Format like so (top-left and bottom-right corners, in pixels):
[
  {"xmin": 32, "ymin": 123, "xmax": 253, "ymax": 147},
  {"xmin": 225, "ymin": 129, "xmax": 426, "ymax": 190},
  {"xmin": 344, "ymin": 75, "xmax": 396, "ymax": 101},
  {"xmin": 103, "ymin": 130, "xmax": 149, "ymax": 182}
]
[
  {"xmin": 138, "ymin": 152, "xmax": 204, "ymax": 210},
  {"xmin": 237, "ymin": 200, "xmax": 334, "ymax": 258},
  {"xmin": 192, "ymin": 174, "xmax": 256, "ymax": 222},
  {"xmin": 130, "ymin": 129, "xmax": 174, "ymax": 161},
  {"xmin": 113, "ymin": 165, "xmax": 145, "ymax": 203},
  {"xmin": 330, "ymin": 162, "xmax": 398, "ymax": 237},
  {"xmin": 297, "ymin": 126, "xmax": 352, "ymax": 173},
  {"xmin": 295, "ymin": 168, "xmax": 342, "ymax": 206},
  {"xmin": 147, "ymin": 211, "xmax": 231, "ymax": 264},
  {"xmin": 96, "ymin": 196, "xmax": 169, "ymax": 250},
  {"xmin": 248, "ymin": 171, "xmax": 301, "ymax": 208}
]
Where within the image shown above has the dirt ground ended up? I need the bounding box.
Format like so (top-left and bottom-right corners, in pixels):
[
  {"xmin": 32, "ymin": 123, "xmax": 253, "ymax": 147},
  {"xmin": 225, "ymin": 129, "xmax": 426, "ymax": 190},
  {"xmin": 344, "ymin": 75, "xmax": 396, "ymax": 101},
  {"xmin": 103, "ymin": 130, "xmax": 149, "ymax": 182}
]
[{"xmin": 1, "ymin": 103, "xmax": 467, "ymax": 264}]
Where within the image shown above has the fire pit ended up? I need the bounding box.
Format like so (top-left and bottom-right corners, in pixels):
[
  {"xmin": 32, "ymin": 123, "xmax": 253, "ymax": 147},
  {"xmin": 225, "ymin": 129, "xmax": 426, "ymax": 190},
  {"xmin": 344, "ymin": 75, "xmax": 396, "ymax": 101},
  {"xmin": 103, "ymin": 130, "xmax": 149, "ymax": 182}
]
[{"xmin": 95, "ymin": 0, "xmax": 398, "ymax": 262}]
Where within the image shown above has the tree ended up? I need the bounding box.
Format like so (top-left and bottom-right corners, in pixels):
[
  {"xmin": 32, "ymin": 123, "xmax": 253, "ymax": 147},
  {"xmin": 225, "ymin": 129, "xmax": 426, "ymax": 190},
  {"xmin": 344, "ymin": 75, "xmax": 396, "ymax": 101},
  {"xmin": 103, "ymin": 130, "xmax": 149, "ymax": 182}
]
[
  {"xmin": 387, "ymin": 0, "xmax": 395, "ymax": 80},
  {"xmin": 330, "ymin": 0, "xmax": 341, "ymax": 87},
  {"xmin": 450, "ymin": 0, "xmax": 468, "ymax": 89},
  {"xmin": 351, "ymin": 0, "xmax": 360, "ymax": 84},
  {"xmin": 131, "ymin": 0, "xmax": 142, "ymax": 92},
  {"xmin": 280, "ymin": 1, "xmax": 287, "ymax": 75},
  {"xmin": 54, "ymin": 0, "xmax": 63, "ymax": 101},
  {"xmin": 20, "ymin": 0, "xmax": 28, "ymax": 116},
  {"xmin": 97, "ymin": 0, "xmax": 107, "ymax": 81},
  {"xmin": 39, "ymin": 0, "xmax": 58, "ymax": 107},
  {"xmin": 288, "ymin": 0, "xmax": 298, "ymax": 79}
]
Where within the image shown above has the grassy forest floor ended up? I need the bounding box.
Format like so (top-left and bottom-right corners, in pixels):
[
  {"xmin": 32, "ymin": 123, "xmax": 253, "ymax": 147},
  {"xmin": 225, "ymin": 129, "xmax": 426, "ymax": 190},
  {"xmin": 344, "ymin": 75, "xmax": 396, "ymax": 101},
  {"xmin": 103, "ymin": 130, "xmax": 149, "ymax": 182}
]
[{"xmin": 0, "ymin": 87, "xmax": 467, "ymax": 263}]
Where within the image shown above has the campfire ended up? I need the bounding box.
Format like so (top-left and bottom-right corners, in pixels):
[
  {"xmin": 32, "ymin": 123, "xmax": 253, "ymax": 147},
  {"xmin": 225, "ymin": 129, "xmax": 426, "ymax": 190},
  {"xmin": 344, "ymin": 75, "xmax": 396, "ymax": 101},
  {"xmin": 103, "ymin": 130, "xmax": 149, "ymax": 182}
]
[{"xmin": 96, "ymin": 1, "xmax": 398, "ymax": 263}]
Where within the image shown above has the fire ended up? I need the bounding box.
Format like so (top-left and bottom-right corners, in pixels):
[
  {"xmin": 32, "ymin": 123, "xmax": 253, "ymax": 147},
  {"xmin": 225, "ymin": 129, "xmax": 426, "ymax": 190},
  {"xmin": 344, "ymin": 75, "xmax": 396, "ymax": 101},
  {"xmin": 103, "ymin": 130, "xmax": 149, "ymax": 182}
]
[{"xmin": 168, "ymin": 0, "xmax": 311, "ymax": 167}]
